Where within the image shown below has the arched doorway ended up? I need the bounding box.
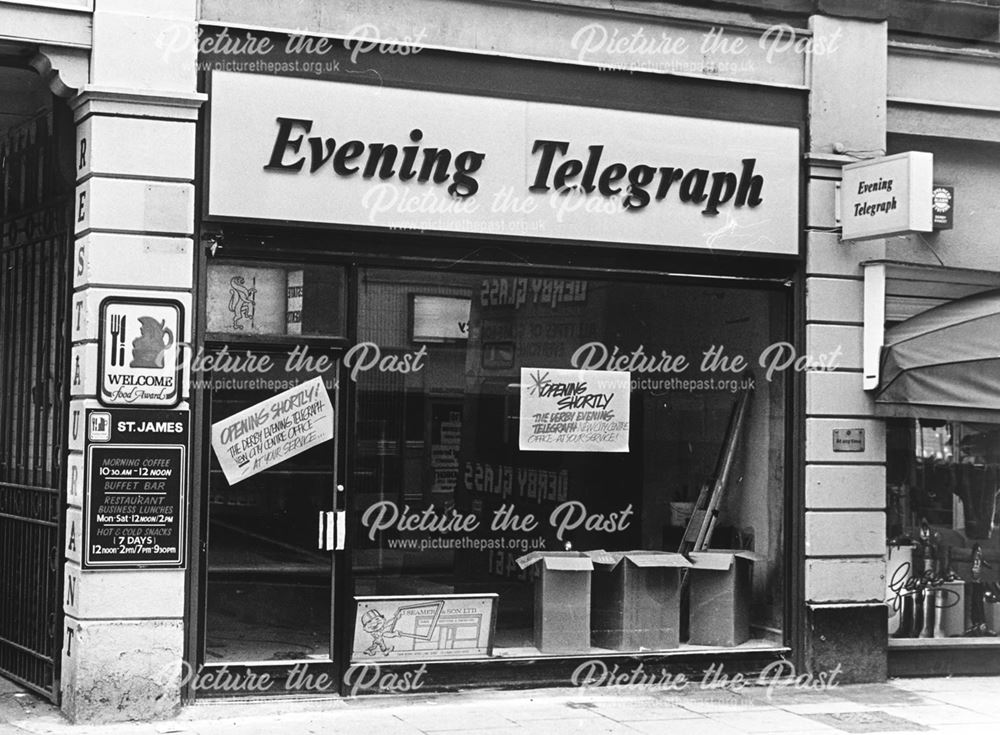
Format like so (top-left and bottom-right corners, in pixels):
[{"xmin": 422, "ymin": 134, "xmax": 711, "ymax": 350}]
[{"xmin": 0, "ymin": 56, "xmax": 76, "ymax": 702}]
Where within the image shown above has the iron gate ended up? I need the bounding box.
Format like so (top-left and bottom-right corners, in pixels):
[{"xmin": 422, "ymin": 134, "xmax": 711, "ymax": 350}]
[{"xmin": 0, "ymin": 106, "xmax": 74, "ymax": 701}]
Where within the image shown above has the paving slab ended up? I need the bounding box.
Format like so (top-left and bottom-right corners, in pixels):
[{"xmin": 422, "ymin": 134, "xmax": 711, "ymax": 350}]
[
  {"xmin": 778, "ymin": 701, "xmax": 885, "ymax": 715},
  {"xmin": 915, "ymin": 692, "xmax": 1000, "ymax": 717},
  {"xmin": 391, "ymin": 707, "xmax": 518, "ymax": 732},
  {"xmin": 879, "ymin": 703, "xmax": 998, "ymax": 726},
  {"xmin": 623, "ymin": 718, "xmax": 745, "ymax": 735},
  {"xmin": 928, "ymin": 725, "xmax": 1000, "ymax": 735},
  {"xmin": 494, "ymin": 717, "xmax": 634, "ymax": 734},
  {"xmin": 587, "ymin": 698, "xmax": 705, "ymax": 721},
  {"xmin": 672, "ymin": 689, "xmax": 762, "ymax": 714},
  {"xmin": 799, "ymin": 710, "xmax": 932, "ymax": 733},
  {"xmin": 836, "ymin": 685, "xmax": 929, "ymax": 706},
  {"xmin": 708, "ymin": 708, "xmax": 841, "ymax": 732}
]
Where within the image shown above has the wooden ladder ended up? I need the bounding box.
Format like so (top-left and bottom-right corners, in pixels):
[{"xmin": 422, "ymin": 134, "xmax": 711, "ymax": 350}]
[{"xmin": 679, "ymin": 379, "xmax": 754, "ymax": 561}]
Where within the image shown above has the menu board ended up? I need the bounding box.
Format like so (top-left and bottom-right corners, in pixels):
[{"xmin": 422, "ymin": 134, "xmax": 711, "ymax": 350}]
[{"xmin": 84, "ymin": 408, "xmax": 188, "ymax": 569}]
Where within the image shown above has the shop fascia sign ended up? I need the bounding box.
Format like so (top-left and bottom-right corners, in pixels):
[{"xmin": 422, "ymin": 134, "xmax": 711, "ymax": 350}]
[
  {"xmin": 839, "ymin": 152, "xmax": 933, "ymax": 242},
  {"xmin": 207, "ymin": 72, "xmax": 799, "ymax": 256},
  {"xmin": 262, "ymin": 118, "xmax": 767, "ymax": 215}
]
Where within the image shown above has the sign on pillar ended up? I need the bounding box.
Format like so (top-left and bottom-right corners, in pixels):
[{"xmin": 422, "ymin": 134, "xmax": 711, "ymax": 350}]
[
  {"xmin": 83, "ymin": 409, "xmax": 189, "ymax": 569},
  {"xmin": 98, "ymin": 298, "xmax": 183, "ymax": 407}
]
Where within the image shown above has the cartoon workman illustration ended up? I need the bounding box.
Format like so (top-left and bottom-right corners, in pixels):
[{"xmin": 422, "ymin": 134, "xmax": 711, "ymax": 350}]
[{"xmin": 361, "ymin": 608, "xmax": 402, "ymax": 656}]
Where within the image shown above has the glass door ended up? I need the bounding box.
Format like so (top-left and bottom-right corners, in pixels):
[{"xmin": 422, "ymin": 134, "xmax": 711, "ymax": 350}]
[{"xmin": 202, "ymin": 349, "xmax": 341, "ymax": 665}]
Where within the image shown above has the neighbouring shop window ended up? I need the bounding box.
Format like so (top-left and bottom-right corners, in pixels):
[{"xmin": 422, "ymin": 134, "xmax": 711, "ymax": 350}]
[
  {"xmin": 350, "ymin": 267, "xmax": 788, "ymax": 659},
  {"xmin": 206, "ymin": 262, "xmax": 346, "ymax": 337},
  {"xmin": 886, "ymin": 419, "xmax": 1000, "ymax": 640}
]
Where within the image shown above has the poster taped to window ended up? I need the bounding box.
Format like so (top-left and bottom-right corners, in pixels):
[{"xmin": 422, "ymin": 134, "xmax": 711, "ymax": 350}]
[
  {"xmin": 519, "ymin": 368, "xmax": 630, "ymax": 452},
  {"xmin": 211, "ymin": 375, "xmax": 334, "ymax": 484}
]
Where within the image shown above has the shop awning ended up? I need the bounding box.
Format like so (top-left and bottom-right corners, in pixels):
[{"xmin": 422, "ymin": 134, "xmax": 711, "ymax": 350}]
[{"xmin": 876, "ymin": 287, "xmax": 1000, "ymax": 422}]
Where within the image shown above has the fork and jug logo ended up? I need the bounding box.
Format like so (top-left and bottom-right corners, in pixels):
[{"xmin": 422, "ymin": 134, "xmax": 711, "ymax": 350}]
[{"xmin": 99, "ymin": 299, "xmax": 182, "ymax": 407}]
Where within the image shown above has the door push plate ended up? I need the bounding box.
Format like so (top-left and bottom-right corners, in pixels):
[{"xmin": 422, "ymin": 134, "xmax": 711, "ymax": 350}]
[
  {"xmin": 318, "ymin": 510, "xmax": 334, "ymax": 551},
  {"xmin": 335, "ymin": 510, "xmax": 346, "ymax": 551},
  {"xmin": 318, "ymin": 510, "xmax": 346, "ymax": 551}
]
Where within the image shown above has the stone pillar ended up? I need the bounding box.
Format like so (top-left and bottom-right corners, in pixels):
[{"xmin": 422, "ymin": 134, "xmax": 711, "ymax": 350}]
[
  {"xmin": 803, "ymin": 14, "xmax": 889, "ymax": 682},
  {"xmin": 61, "ymin": 0, "xmax": 202, "ymax": 722}
]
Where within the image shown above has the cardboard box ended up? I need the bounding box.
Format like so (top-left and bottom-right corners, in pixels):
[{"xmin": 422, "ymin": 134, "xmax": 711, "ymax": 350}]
[
  {"xmin": 687, "ymin": 550, "xmax": 760, "ymax": 647},
  {"xmin": 516, "ymin": 551, "xmax": 594, "ymax": 653},
  {"xmin": 589, "ymin": 550, "xmax": 691, "ymax": 651}
]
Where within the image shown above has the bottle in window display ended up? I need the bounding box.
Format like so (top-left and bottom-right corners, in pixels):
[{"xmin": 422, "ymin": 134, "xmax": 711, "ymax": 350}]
[
  {"xmin": 887, "ymin": 539, "xmax": 915, "ymax": 638},
  {"xmin": 935, "ymin": 545, "xmax": 966, "ymax": 637},
  {"xmin": 964, "ymin": 543, "xmax": 996, "ymax": 637},
  {"xmin": 915, "ymin": 518, "xmax": 939, "ymax": 638}
]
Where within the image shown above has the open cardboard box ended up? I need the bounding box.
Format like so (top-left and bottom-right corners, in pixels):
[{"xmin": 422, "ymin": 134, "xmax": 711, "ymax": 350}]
[
  {"xmin": 516, "ymin": 551, "xmax": 594, "ymax": 653},
  {"xmin": 589, "ymin": 550, "xmax": 691, "ymax": 650},
  {"xmin": 687, "ymin": 550, "xmax": 762, "ymax": 647}
]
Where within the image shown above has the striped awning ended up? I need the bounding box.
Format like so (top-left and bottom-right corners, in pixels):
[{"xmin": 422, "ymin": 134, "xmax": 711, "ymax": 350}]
[{"xmin": 877, "ymin": 287, "xmax": 1000, "ymax": 422}]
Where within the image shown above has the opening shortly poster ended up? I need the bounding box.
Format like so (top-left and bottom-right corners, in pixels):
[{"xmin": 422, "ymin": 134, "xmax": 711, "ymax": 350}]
[
  {"xmin": 519, "ymin": 368, "xmax": 630, "ymax": 452},
  {"xmin": 211, "ymin": 376, "xmax": 335, "ymax": 484}
]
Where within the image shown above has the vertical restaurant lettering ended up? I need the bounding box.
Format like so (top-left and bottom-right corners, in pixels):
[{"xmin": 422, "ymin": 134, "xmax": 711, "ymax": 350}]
[{"xmin": 263, "ymin": 118, "xmax": 767, "ymax": 214}]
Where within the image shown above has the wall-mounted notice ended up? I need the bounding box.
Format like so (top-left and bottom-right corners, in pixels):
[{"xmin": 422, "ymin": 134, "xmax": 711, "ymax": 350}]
[
  {"xmin": 99, "ymin": 298, "xmax": 183, "ymax": 407},
  {"xmin": 211, "ymin": 376, "xmax": 334, "ymax": 485},
  {"xmin": 519, "ymin": 368, "xmax": 630, "ymax": 452},
  {"xmin": 84, "ymin": 409, "xmax": 188, "ymax": 569},
  {"xmin": 832, "ymin": 428, "xmax": 865, "ymax": 452}
]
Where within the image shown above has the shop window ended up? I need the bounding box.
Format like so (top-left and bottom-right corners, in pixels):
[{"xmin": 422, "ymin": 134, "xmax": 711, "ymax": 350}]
[
  {"xmin": 350, "ymin": 267, "xmax": 788, "ymax": 660},
  {"xmin": 887, "ymin": 419, "xmax": 1000, "ymax": 641}
]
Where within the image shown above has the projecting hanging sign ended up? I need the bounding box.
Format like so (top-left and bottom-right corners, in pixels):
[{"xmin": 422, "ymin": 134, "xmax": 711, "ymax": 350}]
[
  {"xmin": 840, "ymin": 152, "xmax": 933, "ymax": 242},
  {"xmin": 206, "ymin": 71, "xmax": 800, "ymax": 256}
]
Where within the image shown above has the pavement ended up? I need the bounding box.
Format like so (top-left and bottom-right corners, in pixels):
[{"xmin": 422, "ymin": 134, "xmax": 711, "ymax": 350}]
[{"xmin": 3, "ymin": 673, "xmax": 1000, "ymax": 735}]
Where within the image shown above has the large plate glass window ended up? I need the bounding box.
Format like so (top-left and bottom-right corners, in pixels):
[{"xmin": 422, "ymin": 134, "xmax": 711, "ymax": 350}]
[{"xmin": 350, "ymin": 267, "xmax": 788, "ymax": 660}]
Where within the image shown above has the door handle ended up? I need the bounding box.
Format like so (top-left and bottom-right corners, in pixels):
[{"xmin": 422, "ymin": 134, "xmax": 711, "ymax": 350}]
[
  {"xmin": 318, "ymin": 510, "xmax": 346, "ymax": 551},
  {"xmin": 335, "ymin": 510, "xmax": 346, "ymax": 551},
  {"xmin": 318, "ymin": 510, "xmax": 335, "ymax": 551}
]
